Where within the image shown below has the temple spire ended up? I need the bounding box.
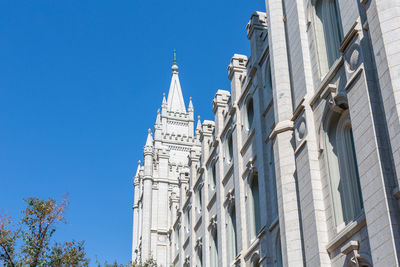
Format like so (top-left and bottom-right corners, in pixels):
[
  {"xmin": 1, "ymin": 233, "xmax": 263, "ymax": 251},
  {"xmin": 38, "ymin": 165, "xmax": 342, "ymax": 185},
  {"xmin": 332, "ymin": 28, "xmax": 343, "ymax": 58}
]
[
  {"xmin": 167, "ymin": 50, "xmax": 186, "ymax": 113},
  {"xmin": 188, "ymin": 97, "xmax": 194, "ymax": 112},
  {"xmin": 155, "ymin": 109, "xmax": 161, "ymax": 126},
  {"xmin": 145, "ymin": 129, "xmax": 153, "ymax": 147},
  {"xmin": 135, "ymin": 160, "xmax": 141, "ymax": 177},
  {"xmin": 196, "ymin": 116, "xmax": 201, "ymax": 131}
]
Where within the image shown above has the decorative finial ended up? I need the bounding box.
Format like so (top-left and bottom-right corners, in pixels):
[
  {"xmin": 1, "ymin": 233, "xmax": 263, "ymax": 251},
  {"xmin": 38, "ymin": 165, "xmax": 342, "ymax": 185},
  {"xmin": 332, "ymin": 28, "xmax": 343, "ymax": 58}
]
[
  {"xmin": 138, "ymin": 160, "xmax": 141, "ymax": 165},
  {"xmin": 188, "ymin": 96, "xmax": 194, "ymax": 111},
  {"xmin": 148, "ymin": 128, "xmax": 152, "ymax": 134},
  {"xmin": 171, "ymin": 49, "xmax": 178, "ymax": 72},
  {"xmin": 173, "ymin": 49, "xmax": 177, "ymax": 65},
  {"xmin": 196, "ymin": 115, "xmax": 202, "ymax": 131}
]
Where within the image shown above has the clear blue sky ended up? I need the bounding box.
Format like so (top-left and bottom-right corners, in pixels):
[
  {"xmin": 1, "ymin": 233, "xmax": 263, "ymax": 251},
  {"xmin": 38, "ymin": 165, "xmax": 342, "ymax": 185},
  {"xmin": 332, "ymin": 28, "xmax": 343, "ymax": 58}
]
[{"xmin": 0, "ymin": 0, "xmax": 265, "ymax": 264}]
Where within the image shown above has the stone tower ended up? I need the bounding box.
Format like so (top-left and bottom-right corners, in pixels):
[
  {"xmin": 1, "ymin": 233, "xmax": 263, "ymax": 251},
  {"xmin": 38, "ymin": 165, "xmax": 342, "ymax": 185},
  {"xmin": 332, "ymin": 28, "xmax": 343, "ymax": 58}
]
[{"xmin": 132, "ymin": 52, "xmax": 201, "ymax": 266}]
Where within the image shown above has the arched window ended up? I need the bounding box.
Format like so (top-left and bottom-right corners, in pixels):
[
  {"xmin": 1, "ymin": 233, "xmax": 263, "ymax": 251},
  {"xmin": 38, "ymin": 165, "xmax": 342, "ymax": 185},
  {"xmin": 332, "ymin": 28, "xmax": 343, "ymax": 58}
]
[
  {"xmin": 185, "ymin": 207, "xmax": 191, "ymax": 233},
  {"xmin": 227, "ymin": 205, "xmax": 237, "ymax": 263},
  {"xmin": 210, "ymin": 228, "xmax": 218, "ymax": 267},
  {"xmin": 196, "ymin": 185, "xmax": 202, "ymax": 214},
  {"xmin": 196, "ymin": 243, "xmax": 203, "ymax": 267},
  {"xmin": 225, "ymin": 133, "xmax": 234, "ymax": 164},
  {"xmin": 324, "ymin": 110, "xmax": 363, "ymax": 229},
  {"xmin": 246, "ymin": 98, "xmax": 254, "ymax": 131},
  {"xmin": 265, "ymin": 59, "xmax": 272, "ymax": 92},
  {"xmin": 175, "ymin": 224, "xmax": 181, "ymax": 254},
  {"xmin": 209, "ymin": 163, "xmax": 217, "ymax": 191},
  {"xmin": 248, "ymin": 174, "xmax": 261, "ymax": 241},
  {"xmin": 313, "ymin": 0, "xmax": 343, "ymax": 76}
]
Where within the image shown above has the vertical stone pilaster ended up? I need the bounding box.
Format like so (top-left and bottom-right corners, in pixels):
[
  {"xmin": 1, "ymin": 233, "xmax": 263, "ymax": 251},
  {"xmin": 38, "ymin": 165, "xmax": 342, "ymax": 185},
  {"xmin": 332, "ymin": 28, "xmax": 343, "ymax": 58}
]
[
  {"xmin": 266, "ymin": 0, "xmax": 304, "ymax": 265},
  {"xmin": 364, "ymin": 0, "xmax": 400, "ymax": 191},
  {"xmin": 362, "ymin": 1, "xmax": 400, "ymax": 264},
  {"xmin": 132, "ymin": 177, "xmax": 140, "ymax": 262},
  {"xmin": 142, "ymin": 130, "xmax": 154, "ymax": 261}
]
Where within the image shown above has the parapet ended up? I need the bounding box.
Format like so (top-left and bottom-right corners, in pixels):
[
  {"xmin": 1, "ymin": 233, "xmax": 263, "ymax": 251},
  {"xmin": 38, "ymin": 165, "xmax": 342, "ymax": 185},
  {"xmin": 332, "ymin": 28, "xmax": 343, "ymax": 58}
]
[
  {"xmin": 228, "ymin": 54, "xmax": 248, "ymax": 80},
  {"xmin": 246, "ymin": 11, "xmax": 267, "ymax": 40}
]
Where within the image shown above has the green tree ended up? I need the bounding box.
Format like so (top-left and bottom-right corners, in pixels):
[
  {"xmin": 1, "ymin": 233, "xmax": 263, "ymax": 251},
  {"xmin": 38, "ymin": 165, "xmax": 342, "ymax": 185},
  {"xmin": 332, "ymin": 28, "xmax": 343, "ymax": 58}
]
[
  {"xmin": 97, "ymin": 256, "xmax": 158, "ymax": 267},
  {"xmin": 0, "ymin": 197, "xmax": 89, "ymax": 266}
]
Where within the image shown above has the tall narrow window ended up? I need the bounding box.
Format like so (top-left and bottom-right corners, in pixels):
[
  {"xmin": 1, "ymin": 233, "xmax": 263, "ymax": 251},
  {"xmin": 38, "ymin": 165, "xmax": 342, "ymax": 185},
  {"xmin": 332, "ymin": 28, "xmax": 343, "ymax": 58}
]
[
  {"xmin": 265, "ymin": 59, "xmax": 272, "ymax": 92},
  {"xmin": 268, "ymin": 144, "xmax": 279, "ymax": 221},
  {"xmin": 325, "ymin": 111, "xmax": 363, "ymax": 229},
  {"xmin": 185, "ymin": 207, "xmax": 191, "ymax": 233},
  {"xmin": 210, "ymin": 228, "xmax": 218, "ymax": 267},
  {"xmin": 209, "ymin": 163, "xmax": 217, "ymax": 191},
  {"xmin": 246, "ymin": 98, "xmax": 254, "ymax": 131},
  {"xmin": 248, "ymin": 174, "xmax": 261, "ymax": 241},
  {"xmin": 227, "ymin": 205, "xmax": 237, "ymax": 263},
  {"xmin": 198, "ymin": 188, "xmax": 202, "ymax": 213},
  {"xmin": 195, "ymin": 183, "xmax": 203, "ymax": 215},
  {"xmin": 175, "ymin": 224, "xmax": 181, "ymax": 255},
  {"xmin": 313, "ymin": 0, "xmax": 343, "ymax": 76},
  {"xmin": 196, "ymin": 243, "xmax": 202, "ymax": 267},
  {"xmin": 225, "ymin": 133, "xmax": 234, "ymax": 164}
]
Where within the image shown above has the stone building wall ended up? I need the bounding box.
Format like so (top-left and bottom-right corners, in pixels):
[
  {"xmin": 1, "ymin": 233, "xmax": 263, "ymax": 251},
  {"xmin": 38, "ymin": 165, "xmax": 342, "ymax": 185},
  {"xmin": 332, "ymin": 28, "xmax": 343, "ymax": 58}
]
[{"xmin": 133, "ymin": 0, "xmax": 400, "ymax": 266}]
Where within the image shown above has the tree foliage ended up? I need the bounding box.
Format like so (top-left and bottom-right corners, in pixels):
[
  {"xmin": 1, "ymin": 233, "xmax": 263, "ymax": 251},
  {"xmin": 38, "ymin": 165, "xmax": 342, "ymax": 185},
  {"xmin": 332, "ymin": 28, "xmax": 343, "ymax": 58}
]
[
  {"xmin": 97, "ymin": 256, "xmax": 158, "ymax": 267},
  {"xmin": 130, "ymin": 257, "xmax": 157, "ymax": 267},
  {"xmin": 0, "ymin": 197, "xmax": 89, "ymax": 266}
]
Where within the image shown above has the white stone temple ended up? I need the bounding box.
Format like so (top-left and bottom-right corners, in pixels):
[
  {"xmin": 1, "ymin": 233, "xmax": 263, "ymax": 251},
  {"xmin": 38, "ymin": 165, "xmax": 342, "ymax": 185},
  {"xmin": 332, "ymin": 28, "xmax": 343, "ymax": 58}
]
[
  {"xmin": 132, "ymin": 0, "xmax": 400, "ymax": 266},
  {"xmin": 131, "ymin": 51, "xmax": 201, "ymax": 266}
]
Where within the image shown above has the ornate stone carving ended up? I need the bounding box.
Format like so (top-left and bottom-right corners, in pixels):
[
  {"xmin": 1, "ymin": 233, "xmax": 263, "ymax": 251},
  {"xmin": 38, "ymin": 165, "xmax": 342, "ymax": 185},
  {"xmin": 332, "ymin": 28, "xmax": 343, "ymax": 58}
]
[
  {"xmin": 345, "ymin": 43, "xmax": 361, "ymax": 73},
  {"xmin": 209, "ymin": 215, "xmax": 217, "ymax": 231},
  {"xmin": 295, "ymin": 117, "xmax": 307, "ymax": 142}
]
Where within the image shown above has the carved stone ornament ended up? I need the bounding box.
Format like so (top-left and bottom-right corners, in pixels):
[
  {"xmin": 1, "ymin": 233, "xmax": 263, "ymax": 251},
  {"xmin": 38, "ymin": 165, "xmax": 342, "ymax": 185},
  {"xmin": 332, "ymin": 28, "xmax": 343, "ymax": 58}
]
[
  {"xmin": 184, "ymin": 256, "xmax": 190, "ymax": 264},
  {"xmin": 341, "ymin": 240, "xmax": 371, "ymax": 267},
  {"xmin": 345, "ymin": 42, "xmax": 361, "ymax": 73},
  {"xmin": 195, "ymin": 237, "xmax": 202, "ymax": 248},
  {"xmin": 295, "ymin": 117, "xmax": 307, "ymax": 142},
  {"xmin": 209, "ymin": 215, "xmax": 217, "ymax": 230},
  {"xmin": 246, "ymin": 160, "xmax": 257, "ymax": 176},
  {"xmin": 226, "ymin": 190, "xmax": 235, "ymax": 208}
]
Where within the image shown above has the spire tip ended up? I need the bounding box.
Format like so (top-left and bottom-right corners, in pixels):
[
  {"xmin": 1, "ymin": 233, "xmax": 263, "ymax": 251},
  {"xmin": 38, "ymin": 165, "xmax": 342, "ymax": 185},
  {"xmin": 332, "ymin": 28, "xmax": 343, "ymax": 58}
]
[{"xmin": 172, "ymin": 49, "xmax": 178, "ymax": 72}]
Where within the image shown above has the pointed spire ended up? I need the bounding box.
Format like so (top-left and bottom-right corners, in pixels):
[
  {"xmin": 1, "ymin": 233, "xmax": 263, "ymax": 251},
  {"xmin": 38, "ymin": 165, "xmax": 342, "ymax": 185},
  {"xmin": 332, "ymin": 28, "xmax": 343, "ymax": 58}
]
[
  {"xmin": 135, "ymin": 160, "xmax": 141, "ymax": 177},
  {"xmin": 167, "ymin": 50, "xmax": 186, "ymax": 113},
  {"xmin": 196, "ymin": 115, "xmax": 201, "ymax": 131},
  {"xmin": 162, "ymin": 93, "xmax": 167, "ymax": 105},
  {"xmin": 188, "ymin": 97, "xmax": 194, "ymax": 112},
  {"xmin": 155, "ymin": 109, "xmax": 161, "ymax": 126},
  {"xmin": 145, "ymin": 129, "xmax": 153, "ymax": 147}
]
